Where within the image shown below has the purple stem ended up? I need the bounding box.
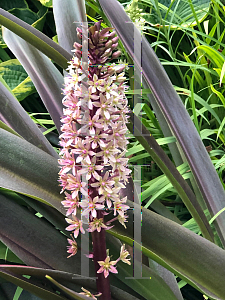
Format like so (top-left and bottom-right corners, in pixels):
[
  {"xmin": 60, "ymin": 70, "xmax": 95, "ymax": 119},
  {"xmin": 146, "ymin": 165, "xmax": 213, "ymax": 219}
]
[{"xmin": 91, "ymin": 210, "xmax": 111, "ymax": 300}]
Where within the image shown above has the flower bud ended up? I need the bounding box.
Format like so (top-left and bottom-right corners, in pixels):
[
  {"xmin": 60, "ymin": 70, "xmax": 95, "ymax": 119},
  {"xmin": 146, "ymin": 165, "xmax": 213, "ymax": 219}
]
[
  {"xmin": 108, "ymin": 31, "xmax": 116, "ymax": 39},
  {"xmin": 77, "ymin": 32, "xmax": 82, "ymax": 39},
  {"xmin": 116, "ymin": 65, "xmax": 125, "ymax": 73},
  {"xmin": 107, "ymin": 67, "xmax": 115, "ymax": 76},
  {"xmin": 111, "ymin": 43, "xmax": 118, "ymax": 50},
  {"xmin": 112, "ymin": 51, "xmax": 121, "ymax": 59},
  {"xmin": 93, "ymin": 31, "xmax": 99, "ymax": 45},
  {"xmin": 116, "ymin": 72, "xmax": 126, "ymax": 83},
  {"xmin": 101, "ymin": 48, "xmax": 112, "ymax": 58},
  {"xmin": 99, "ymin": 27, "xmax": 113, "ymax": 36},
  {"xmin": 99, "ymin": 57, "xmax": 108, "ymax": 64},
  {"xmin": 105, "ymin": 40, "xmax": 113, "ymax": 49},
  {"xmin": 112, "ymin": 36, "xmax": 119, "ymax": 44},
  {"xmin": 76, "ymin": 27, "xmax": 82, "ymax": 39},
  {"xmin": 100, "ymin": 66, "xmax": 107, "ymax": 72},
  {"xmin": 74, "ymin": 42, "xmax": 82, "ymax": 50},
  {"xmin": 74, "ymin": 50, "xmax": 82, "ymax": 60}
]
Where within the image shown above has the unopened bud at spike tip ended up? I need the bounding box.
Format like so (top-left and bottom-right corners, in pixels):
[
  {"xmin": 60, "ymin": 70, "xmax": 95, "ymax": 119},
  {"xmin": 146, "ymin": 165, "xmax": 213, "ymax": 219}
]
[
  {"xmin": 101, "ymin": 48, "xmax": 112, "ymax": 58},
  {"xmin": 108, "ymin": 31, "xmax": 116, "ymax": 39},
  {"xmin": 112, "ymin": 51, "xmax": 122, "ymax": 59},
  {"xmin": 111, "ymin": 43, "xmax": 118, "ymax": 50},
  {"xmin": 105, "ymin": 40, "xmax": 113, "ymax": 49},
  {"xmin": 74, "ymin": 42, "xmax": 82, "ymax": 50},
  {"xmin": 112, "ymin": 36, "xmax": 119, "ymax": 44},
  {"xmin": 74, "ymin": 50, "xmax": 82, "ymax": 60}
]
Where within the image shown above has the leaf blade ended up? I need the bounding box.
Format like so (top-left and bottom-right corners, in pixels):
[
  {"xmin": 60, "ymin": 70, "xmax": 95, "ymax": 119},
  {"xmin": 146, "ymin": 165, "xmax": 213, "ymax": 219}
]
[
  {"xmin": 3, "ymin": 28, "xmax": 64, "ymax": 133},
  {"xmin": 53, "ymin": 0, "xmax": 86, "ymax": 53},
  {"xmin": 0, "ymin": 81, "xmax": 58, "ymax": 157},
  {"xmin": 98, "ymin": 0, "xmax": 225, "ymax": 245}
]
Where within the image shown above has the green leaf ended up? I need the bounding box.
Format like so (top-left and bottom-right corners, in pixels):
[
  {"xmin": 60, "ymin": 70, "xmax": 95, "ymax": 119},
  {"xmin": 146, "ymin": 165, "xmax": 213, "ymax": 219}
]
[
  {"xmin": 0, "ymin": 269, "xmax": 67, "ymax": 300},
  {"xmin": 9, "ymin": 8, "xmax": 38, "ymax": 25},
  {"xmin": 0, "ymin": 266, "xmax": 140, "ymax": 300},
  {"xmin": 142, "ymin": 0, "xmax": 210, "ymax": 28},
  {"xmin": 0, "ymin": 44, "xmax": 10, "ymax": 60},
  {"xmin": 142, "ymin": 162, "xmax": 190, "ymax": 202},
  {"xmin": 198, "ymin": 45, "xmax": 225, "ymax": 68},
  {"xmin": 0, "ymin": 72, "xmax": 13, "ymax": 93},
  {"xmin": 0, "ymin": 0, "xmax": 28, "ymax": 11},
  {"xmin": 39, "ymin": 0, "xmax": 52, "ymax": 8},
  {"xmin": 32, "ymin": 6, "xmax": 48, "ymax": 31},
  {"xmin": 127, "ymin": 114, "xmax": 214, "ymax": 242},
  {"xmin": 106, "ymin": 235, "xmax": 181, "ymax": 300},
  {"xmin": 219, "ymin": 61, "xmax": 225, "ymax": 87},
  {"xmin": 210, "ymin": 84, "xmax": 225, "ymax": 107},
  {"xmin": 0, "ymin": 242, "xmax": 22, "ymax": 264},
  {"xmin": 126, "ymin": 136, "xmax": 176, "ymax": 156},
  {"xmin": 12, "ymin": 76, "xmax": 35, "ymax": 102},
  {"xmin": 0, "ymin": 120, "xmax": 21, "ymax": 137},
  {"xmin": 0, "ymin": 59, "xmax": 28, "ymax": 90},
  {"xmin": 209, "ymin": 207, "xmax": 225, "ymax": 225},
  {"xmin": 12, "ymin": 286, "xmax": 23, "ymax": 300},
  {"xmin": 217, "ymin": 117, "xmax": 225, "ymax": 142},
  {"xmin": 0, "ymin": 25, "xmax": 6, "ymax": 48},
  {"xmin": 175, "ymin": 86, "xmax": 222, "ymax": 124}
]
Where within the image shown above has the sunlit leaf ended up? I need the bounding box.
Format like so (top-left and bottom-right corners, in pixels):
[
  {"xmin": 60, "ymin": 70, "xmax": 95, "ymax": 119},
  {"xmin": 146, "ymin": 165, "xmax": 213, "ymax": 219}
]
[
  {"xmin": 0, "ymin": 59, "xmax": 29, "ymax": 89},
  {"xmin": 39, "ymin": 0, "xmax": 52, "ymax": 8},
  {"xmin": 12, "ymin": 76, "xmax": 35, "ymax": 102}
]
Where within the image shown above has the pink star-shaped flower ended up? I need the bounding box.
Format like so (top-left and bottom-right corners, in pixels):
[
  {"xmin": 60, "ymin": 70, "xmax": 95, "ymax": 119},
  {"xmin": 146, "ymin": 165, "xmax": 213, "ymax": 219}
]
[
  {"xmin": 97, "ymin": 255, "xmax": 118, "ymax": 278},
  {"xmin": 65, "ymin": 216, "xmax": 85, "ymax": 238}
]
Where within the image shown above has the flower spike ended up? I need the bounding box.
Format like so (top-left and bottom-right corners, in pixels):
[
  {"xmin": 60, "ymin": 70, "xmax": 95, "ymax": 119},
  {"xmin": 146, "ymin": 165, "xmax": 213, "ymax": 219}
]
[{"xmin": 58, "ymin": 22, "xmax": 131, "ymax": 297}]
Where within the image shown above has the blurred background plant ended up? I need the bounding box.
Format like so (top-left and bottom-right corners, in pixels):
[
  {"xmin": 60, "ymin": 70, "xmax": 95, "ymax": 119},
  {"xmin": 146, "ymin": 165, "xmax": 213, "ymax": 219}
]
[{"xmin": 0, "ymin": 0, "xmax": 225, "ymax": 299}]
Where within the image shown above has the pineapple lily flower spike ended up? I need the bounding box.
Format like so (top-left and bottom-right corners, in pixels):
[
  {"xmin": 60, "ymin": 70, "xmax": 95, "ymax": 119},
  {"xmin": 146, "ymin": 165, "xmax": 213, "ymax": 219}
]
[{"xmin": 58, "ymin": 21, "xmax": 131, "ymax": 299}]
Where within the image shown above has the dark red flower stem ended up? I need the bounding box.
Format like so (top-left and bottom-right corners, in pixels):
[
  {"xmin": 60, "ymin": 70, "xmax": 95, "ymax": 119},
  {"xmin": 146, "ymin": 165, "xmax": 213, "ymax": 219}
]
[
  {"xmin": 91, "ymin": 211, "xmax": 111, "ymax": 300},
  {"xmin": 85, "ymin": 21, "xmax": 115, "ymax": 299}
]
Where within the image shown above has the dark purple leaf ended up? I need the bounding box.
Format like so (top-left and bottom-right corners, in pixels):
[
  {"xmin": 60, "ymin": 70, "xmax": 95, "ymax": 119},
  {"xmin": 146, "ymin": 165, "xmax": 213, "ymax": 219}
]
[
  {"xmin": 0, "ymin": 268, "xmax": 67, "ymax": 300},
  {"xmin": 53, "ymin": 0, "xmax": 86, "ymax": 53},
  {"xmin": 107, "ymin": 199, "xmax": 225, "ymax": 299},
  {"xmin": 0, "ymin": 82, "xmax": 58, "ymax": 158},
  {"xmin": 3, "ymin": 29, "xmax": 64, "ymax": 133},
  {"xmin": 98, "ymin": 0, "xmax": 225, "ymax": 246},
  {"xmin": 0, "ymin": 129, "xmax": 63, "ymax": 210},
  {"xmin": 0, "ymin": 8, "xmax": 71, "ymax": 67}
]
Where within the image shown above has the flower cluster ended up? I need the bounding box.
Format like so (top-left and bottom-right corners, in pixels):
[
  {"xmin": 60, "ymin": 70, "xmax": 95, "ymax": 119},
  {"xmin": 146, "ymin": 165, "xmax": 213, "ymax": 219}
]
[
  {"xmin": 97, "ymin": 245, "xmax": 131, "ymax": 278},
  {"xmin": 58, "ymin": 21, "xmax": 131, "ymax": 273},
  {"xmin": 125, "ymin": 0, "xmax": 145, "ymax": 30}
]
